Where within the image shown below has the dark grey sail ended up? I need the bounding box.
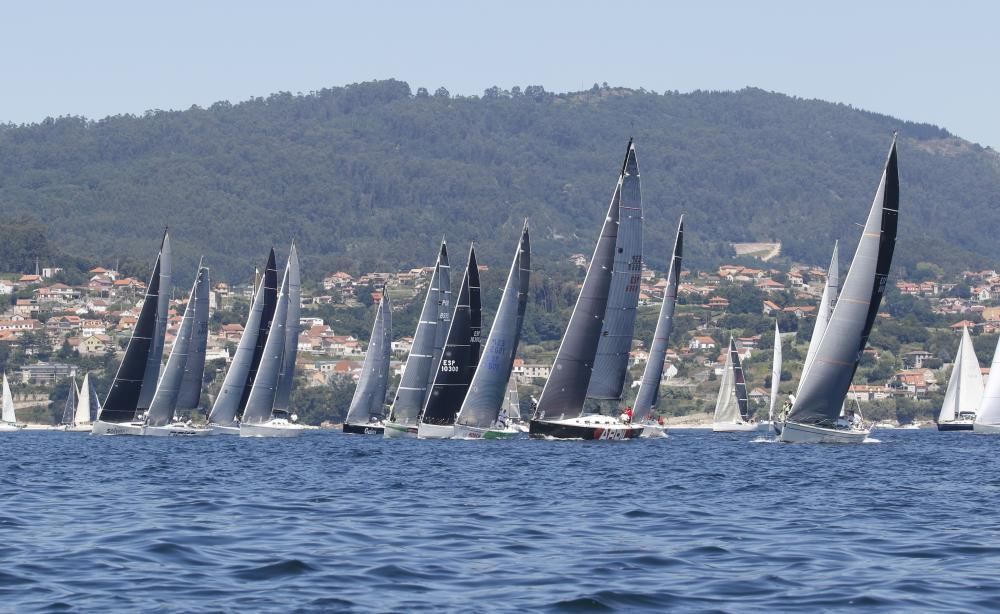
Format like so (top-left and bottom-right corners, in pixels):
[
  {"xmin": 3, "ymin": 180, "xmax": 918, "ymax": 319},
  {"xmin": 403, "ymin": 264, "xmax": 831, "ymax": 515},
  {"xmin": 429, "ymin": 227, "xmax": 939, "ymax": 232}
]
[
  {"xmin": 419, "ymin": 245, "xmax": 482, "ymax": 426},
  {"xmin": 100, "ymin": 233, "xmax": 167, "ymax": 423},
  {"xmin": 427, "ymin": 242, "xmax": 452, "ymax": 394},
  {"xmin": 146, "ymin": 266, "xmax": 207, "ymax": 426},
  {"xmin": 633, "ymin": 216, "xmax": 683, "ymax": 420},
  {"xmin": 240, "ymin": 249, "xmax": 278, "ymax": 412},
  {"xmin": 242, "ymin": 258, "xmax": 291, "ymax": 425},
  {"xmin": 273, "ymin": 244, "xmax": 301, "ymax": 411},
  {"xmin": 731, "ymin": 339, "xmax": 751, "ymax": 421},
  {"xmin": 136, "ymin": 232, "xmax": 171, "ymax": 411},
  {"xmin": 61, "ymin": 378, "xmax": 78, "ymax": 425},
  {"xmin": 388, "ymin": 242, "xmax": 449, "ymax": 427},
  {"xmin": 345, "ymin": 289, "xmax": 393, "ymax": 425},
  {"xmin": 208, "ymin": 251, "xmax": 274, "ymax": 425},
  {"xmin": 532, "ymin": 181, "xmax": 622, "ymax": 422},
  {"xmin": 588, "ymin": 140, "xmax": 643, "ymax": 400},
  {"xmin": 790, "ymin": 137, "xmax": 899, "ymax": 425},
  {"xmin": 176, "ymin": 266, "xmax": 210, "ymax": 409},
  {"xmin": 457, "ymin": 222, "xmax": 531, "ymax": 429}
]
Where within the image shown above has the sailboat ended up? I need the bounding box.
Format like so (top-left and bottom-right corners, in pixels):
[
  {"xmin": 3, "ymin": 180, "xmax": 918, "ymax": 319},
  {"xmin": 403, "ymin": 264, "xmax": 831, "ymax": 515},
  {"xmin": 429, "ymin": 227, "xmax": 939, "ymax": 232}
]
[
  {"xmin": 632, "ymin": 216, "xmax": 683, "ymax": 438},
  {"xmin": 61, "ymin": 373, "xmax": 99, "ymax": 432},
  {"xmin": 207, "ymin": 249, "xmax": 278, "ymax": 434},
  {"xmin": 92, "ymin": 231, "xmax": 172, "ymax": 436},
  {"xmin": 343, "ymin": 288, "xmax": 392, "ymax": 434},
  {"xmin": 0, "ymin": 373, "xmax": 23, "ymax": 431},
  {"xmin": 503, "ymin": 378, "xmax": 527, "ymax": 433},
  {"xmin": 974, "ymin": 335, "xmax": 1000, "ymax": 433},
  {"xmin": 780, "ymin": 136, "xmax": 899, "ymax": 443},
  {"xmin": 417, "ymin": 244, "xmax": 482, "ymax": 439},
  {"xmin": 385, "ymin": 241, "xmax": 451, "ymax": 438},
  {"xmin": 59, "ymin": 377, "xmax": 80, "ymax": 428},
  {"xmin": 453, "ymin": 223, "xmax": 531, "ymax": 440},
  {"xmin": 712, "ymin": 337, "xmax": 758, "ymax": 432},
  {"xmin": 767, "ymin": 321, "xmax": 782, "ymax": 435},
  {"xmin": 937, "ymin": 326, "xmax": 984, "ymax": 431},
  {"xmin": 240, "ymin": 246, "xmax": 304, "ymax": 437},
  {"xmin": 142, "ymin": 265, "xmax": 212, "ymax": 436},
  {"xmin": 529, "ymin": 140, "xmax": 644, "ymax": 440}
]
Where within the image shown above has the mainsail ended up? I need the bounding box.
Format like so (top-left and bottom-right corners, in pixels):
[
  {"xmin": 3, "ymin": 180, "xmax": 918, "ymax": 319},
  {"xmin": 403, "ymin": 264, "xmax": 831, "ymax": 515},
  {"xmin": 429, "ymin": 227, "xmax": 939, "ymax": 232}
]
[
  {"xmin": 242, "ymin": 257, "xmax": 291, "ymax": 424},
  {"xmin": 975, "ymin": 335, "xmax": 1000, "ymax": 426},
  {"xmin": 633, "ymin": 216, "xmax": 683, "ymax": 421},
  {"xmin": 176, "ymin": 266, "xmax": 211, "ymax": 409},
  {"xmin": 137, "ymin": 232, "xmax": 172, "ymax": 410},
  {"xmin": 61, "ymin": 378, "xmax": 79, "ymax": 425},
  {"xmin": 532, "ymin": 174, "xmax": 621, "ymax": 422},
  {"xmin": 1, "ymin": 373, "xmax": 15, "ymax": 424},
  {"xmin": 146, "ymin": 266, "xmax": 209, "ymax": 427},
  {"xmin": 76, "ymin": 373, "xmax": 97, "ymax": 425},
  {"xmin": 388, "ymin": 242, "xmax": 449, "ymax": 427},
  {"xmin": 456, "ymin": 222, "xmax": 531, "ymax": 430},
  {"xmin": 345, "ymin": 288, "xmax": 393, "ymax": 425},
  {"xmin": 714, "ymin": 338, "xmax": 750, "ymax": 424},
  {"xmin": 588, "ymin": 140, "xmax": 643, "ymax": 400},
  {"xmin": 938, "ymin": 326, "xmax": 984, "ymax": 422},
  {"xmin": 209, "ymin": 250, "xmax": 275, "ymax": 425},
  {"xmin": 240, "ymin": 249, "xmax": 278, "ymax": 412},
  {"xmin": 420, "ymin": 245, "xmax": 482, "ymax": 426},
  {"xmin": 273, "ymin": 244, "xmax": 301, "ymax": 411},
  {"xmin": 100, "ymin": 231, "xmax": 169, "ymax": 423},
  {"xmin": 769, "ymin": 321, "xmax": 782, "ymax": 424},
  {"xmin": 789, "ymin": 137, "xmax": 899, "ymax": 425},
  {"xmin": 802, "ymin": 242, "xmax": 839, "ymax": 377}
]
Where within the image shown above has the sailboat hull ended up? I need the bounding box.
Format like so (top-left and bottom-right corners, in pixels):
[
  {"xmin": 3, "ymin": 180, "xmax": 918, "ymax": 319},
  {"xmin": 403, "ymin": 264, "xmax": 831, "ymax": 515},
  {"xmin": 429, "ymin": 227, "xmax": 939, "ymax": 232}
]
[
  {"xmin": 142, "ymin": 423, "xmax": 212, "ymax": 436},
  {"xmin": 343, "ymin": 422, "xmax": 385, "ymax": 435},
  {"xmin": 91, "ymin": 420, "xmax": 145, "ymax": 436},
  {"xmin": 383, "ymin": 422, "xmax": 418, "ymax": 438},
  {"xmin": 452, "ymin": 424, "xmax": 519, "ymax": 440},
  {"xmin": 417, "ymin": 422, "xmax": 455, "ymax": 439},
  {"xmin": 937, "ymin": 421, "xmax": 974, "ymax": 432},
  {"xmin": 529, "ymin": 416, "xmax": 644, "ymax": 440},
  {"xmin": 60, "ymin": 424, "xmax": 93, "ymax": 432},
  {"xmin": 973, "ymin": 423, "xmax": 1000, "ymax": 434},
  {"xmin": 240, "ymin": 420, "xmax": 305, "ymax": 438},
  {"xmin": 0, "ymin": 423, "xmax": 24, "ymax": 432},
  {"xmin": 208, "ymin": 423, "xmax": 241, "ymax": 435},
  {"xmin": 712, "ymin": 422, "xmax": 761, "ymax": 433},
  {"xmin": 779, "ymin": 421, "xmax": 870, "ymax": 444}
]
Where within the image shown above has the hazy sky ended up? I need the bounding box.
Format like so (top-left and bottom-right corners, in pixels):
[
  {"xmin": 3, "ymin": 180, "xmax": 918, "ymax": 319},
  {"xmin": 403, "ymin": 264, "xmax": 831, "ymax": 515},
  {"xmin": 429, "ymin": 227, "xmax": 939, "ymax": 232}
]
[{"xmin": 3, "ymin": 1, "xmax": 998, "ymax": 148}]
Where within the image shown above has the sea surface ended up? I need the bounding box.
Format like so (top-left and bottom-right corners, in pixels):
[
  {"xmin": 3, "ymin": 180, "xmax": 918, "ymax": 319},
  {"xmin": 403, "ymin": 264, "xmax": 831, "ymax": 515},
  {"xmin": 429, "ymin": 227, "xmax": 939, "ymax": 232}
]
[{"xmin": 2, "ymin": 428, "xmax": 999, "ymax": 612}]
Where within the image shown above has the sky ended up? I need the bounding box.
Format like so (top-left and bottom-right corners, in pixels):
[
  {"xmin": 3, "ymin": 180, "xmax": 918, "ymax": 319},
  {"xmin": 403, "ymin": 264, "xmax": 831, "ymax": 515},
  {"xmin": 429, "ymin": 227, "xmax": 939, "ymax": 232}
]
[{"xmin": 2, "ymin": 0, "xmax": 998, "ymax": 148}]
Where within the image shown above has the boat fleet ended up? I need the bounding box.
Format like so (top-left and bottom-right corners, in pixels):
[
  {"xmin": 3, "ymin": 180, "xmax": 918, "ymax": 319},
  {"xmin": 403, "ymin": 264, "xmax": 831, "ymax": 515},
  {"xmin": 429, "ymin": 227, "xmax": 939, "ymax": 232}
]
[{"xmin": 5, "ymin": 133, "xmax": 973, "ymax": 444}]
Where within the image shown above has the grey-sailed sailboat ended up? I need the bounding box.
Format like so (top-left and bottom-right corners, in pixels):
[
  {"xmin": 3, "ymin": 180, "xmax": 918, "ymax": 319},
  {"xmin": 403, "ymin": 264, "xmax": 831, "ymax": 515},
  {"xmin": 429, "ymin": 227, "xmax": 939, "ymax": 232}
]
[
  {"xmin": 453, "ymin": 222, "xmax": 531, "ymax": 439},
  {"xmin": 384, "ymin": 241, "xmax": 451, "ymax": 438},
  {"xmin": 780, "ymin": 136, "xmax": 899, "ymax": 443},
  {"xmin": 712, "ymin": 337, "xmax": 758, "ymax": 432},
  {"xmin": 92, "ymin": 230, "xmax": 171, "ymax": 435},
  {"xmin": 343, "ymin": 287, "xmax": 393, "ymax": 434}
]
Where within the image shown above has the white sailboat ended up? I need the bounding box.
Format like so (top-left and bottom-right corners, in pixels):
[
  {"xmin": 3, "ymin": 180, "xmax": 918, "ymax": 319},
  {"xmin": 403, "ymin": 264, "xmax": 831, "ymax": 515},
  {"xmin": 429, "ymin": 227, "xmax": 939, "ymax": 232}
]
[
  {"xmin": 0, "ymin": 373, "xmax": 23, "ymax": 431},
  {"xmin": 780, "ymin": 136, "xmax": 899, "ymax": 444},
  {"xmin": 712, "ymin": 337, "xmax": 759, "ymax": 432},
  {"xmin": 62, "ymin": 373, "xmax": 98, "ymax": 432},
  {"xmin": 937, "ymin": 326, "xmax": 983, "ymax": 431},
  {"xmin": 974, "ymin": 335, "xmax": 1000, "ymax": 433}
]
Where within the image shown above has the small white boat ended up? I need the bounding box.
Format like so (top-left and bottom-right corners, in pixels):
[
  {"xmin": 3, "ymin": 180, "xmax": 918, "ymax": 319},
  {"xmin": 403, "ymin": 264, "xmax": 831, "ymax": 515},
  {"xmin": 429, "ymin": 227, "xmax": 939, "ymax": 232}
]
[
  {"xmin": 779, "ymin": 420, "xmax": 870, "ymax": 444},
  {"xmin": 1, "ymin": 373, "xmax": 23, "ymax": 431},
  {"xmin": 712, "ymin": 338, "xmax": 757, "ymax": 432},
  {"xmin": 938, "ymin": 326, "xmax": 983, "ymax": 431},
  {"xmin": 240, "ymin": 418, "xmax": 305, "ymax": 438}
]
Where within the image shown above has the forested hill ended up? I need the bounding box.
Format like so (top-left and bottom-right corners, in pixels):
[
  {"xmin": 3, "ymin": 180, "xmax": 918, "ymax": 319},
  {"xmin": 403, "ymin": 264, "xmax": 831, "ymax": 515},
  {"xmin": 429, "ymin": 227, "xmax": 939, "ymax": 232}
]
[{"xmin": 1, "ymin": 80, "xmax": 998, "ymax": 281}]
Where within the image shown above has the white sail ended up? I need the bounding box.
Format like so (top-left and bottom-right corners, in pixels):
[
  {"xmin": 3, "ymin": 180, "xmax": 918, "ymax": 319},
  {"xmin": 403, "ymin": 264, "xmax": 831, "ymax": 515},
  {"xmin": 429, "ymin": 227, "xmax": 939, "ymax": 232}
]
[
  {"xmin": 769, "ymin": 321, "xmax": 782, "ymax": 424},
  {"xmin": 976, "ymin": 335, "xmax": 1000, "ymax": 426},
  {"xmin": 1, "ymin": 373, "xmax": 16, "ymax": 424},
  {"xmin": 939, "ymin": 327, "xmax": 984, "ymax": 422},
  {"xmin": 74, "ymin": 373, "xmax": 94, "ymax": 425},
  {"xmin": 713, "ymin": 341, "xmax": 740, "ymax": 424},
  {"xmin": 802, "ymin": 242, "xmax": 838, "ymax": 377}
]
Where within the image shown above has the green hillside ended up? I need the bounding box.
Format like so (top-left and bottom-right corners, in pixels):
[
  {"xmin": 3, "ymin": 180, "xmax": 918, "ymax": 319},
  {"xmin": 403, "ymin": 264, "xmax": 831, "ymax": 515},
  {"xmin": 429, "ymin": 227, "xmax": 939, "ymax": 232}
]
[{"xmin": 1, "ymin": 80, "xmax": 998, "ymax": 281}]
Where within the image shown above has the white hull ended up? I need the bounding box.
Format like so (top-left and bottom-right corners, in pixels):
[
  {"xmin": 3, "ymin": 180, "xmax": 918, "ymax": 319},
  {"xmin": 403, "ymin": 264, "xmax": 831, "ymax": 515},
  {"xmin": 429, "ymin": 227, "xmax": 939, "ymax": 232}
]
[
  {"xmin": 0, "ymin": 422, "xmax": 24, "ymax": 432},
  {"xmin": 639, "ymin": 424, "xmax": 667, "ymax": 438},
  {"xmin": 383, "ymin": 422, "xmax": 418, "ymax": 438},
  {"xmin": 240, "ymin": 419, "xmax": 305, "ymax": 438},
  {"xmin": 417, "ymin": 422, "xmax": 455, "ymax": 439},
  {"xmin": 974, "ymin": 422, "xmax": 1000, "ymax": 434},
  {"xmin": 712, "ymin": 421, "xmax": 761, "ymax": 433},
  {"xmin": 60, "ymin": 424, "xmax": 93, "ymax": 432},
  {"xmin": 779, "ymin": 421, "xmax": 870, "ymax": 444},
  {"xmin": 208, "ymin": 423, "xmax": 241, "ymax": 435},
  {"xmin": 451, "ymin": 423, "xmax": 519, "ymax": 440},
  {"xmin": 91, "ymin": 420, "xmax": 145, "ymax": 436},
  {"xmin": 142, "ymin": 423, "xmax": 212, "ymax": 436}
]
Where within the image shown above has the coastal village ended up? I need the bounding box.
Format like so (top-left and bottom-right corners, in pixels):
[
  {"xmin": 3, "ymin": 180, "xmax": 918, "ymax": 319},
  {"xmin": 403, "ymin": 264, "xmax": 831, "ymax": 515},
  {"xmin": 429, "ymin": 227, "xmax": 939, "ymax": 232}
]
[{"xmin": 0, "ymin": 244, "xmax": 989, "ymax": 424}]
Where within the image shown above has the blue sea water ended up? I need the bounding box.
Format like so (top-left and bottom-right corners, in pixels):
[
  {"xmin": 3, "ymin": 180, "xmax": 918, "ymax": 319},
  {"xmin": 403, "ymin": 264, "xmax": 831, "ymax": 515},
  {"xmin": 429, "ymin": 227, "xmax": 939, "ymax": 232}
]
[{"xmin": 2, "ymin": 428, "xmax": 999, "ymax": 612}]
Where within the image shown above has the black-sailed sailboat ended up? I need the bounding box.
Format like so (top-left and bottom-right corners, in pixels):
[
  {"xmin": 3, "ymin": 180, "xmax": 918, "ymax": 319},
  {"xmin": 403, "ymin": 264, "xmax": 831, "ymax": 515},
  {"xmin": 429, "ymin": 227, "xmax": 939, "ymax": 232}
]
[{"xmin": 344, "ymin": 287, "xmax": 393, "ymax": 434}]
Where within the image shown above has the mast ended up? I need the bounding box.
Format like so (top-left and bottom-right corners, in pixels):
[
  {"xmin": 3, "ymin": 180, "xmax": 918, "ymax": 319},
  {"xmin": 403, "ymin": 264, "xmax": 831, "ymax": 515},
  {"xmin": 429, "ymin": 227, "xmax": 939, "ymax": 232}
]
[
  {"xmin": 274, "ymin": 244, "xmax": 301, "ymax": 411},
  {"xmin": 242, "ymin": 257, "xmax": 291, "ymax": 424},
  {"xmin": 345, "ymin": 288, "xmax": 393, "ymax": 425},
  {"xmin": 532, "ymin": 174, "xmax": 621, "ymax": 422},
  {"xmin": 588, "ymin": 139, "xmax": 643, "ymax": 400},
  {"xmin": 789, "ymin": 136, "xmax": 899, "ymax": 425},
  {"xmin": 419, "ymin": 244, "xmax": 482, "ymax": 426},
  {"xmin": 633, "ymin": 216, "xmax": 683, "ymax": 421},
  {"xmin": 176, "ymin": 265, "xmax": 211, "ymax": 409},
  {"xmin": 456, "ymin": 222, "xmax": 531, "ymax": 430}
]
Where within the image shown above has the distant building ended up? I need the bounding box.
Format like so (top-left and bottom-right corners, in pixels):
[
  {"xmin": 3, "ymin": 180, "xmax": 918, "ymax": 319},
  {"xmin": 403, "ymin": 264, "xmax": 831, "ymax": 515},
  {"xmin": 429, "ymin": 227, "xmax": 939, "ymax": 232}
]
[{"xmin": 20, "ymin": 362, "xmax": 77, "ymax": 385}]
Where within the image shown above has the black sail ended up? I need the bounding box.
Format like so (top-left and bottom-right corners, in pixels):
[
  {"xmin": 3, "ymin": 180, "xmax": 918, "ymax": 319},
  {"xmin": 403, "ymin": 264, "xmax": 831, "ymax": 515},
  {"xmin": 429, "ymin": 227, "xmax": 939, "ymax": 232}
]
[
  {"xmin": 731, "ymin": 340, "xmax": 751, "ymax": 421},
  {"xmin": 176, "ymin": 266, "xmax": 211, "ymax": 409},
  {"xmin": 532, "ymin": 181, "xmax": 621, "ymax": 422},
  {"xmin": 100, "ymin": 236, "xmax": 166, "ymax": 423},
  {"xmin": 419, "ymin": 245, "xmax": 482, "ymax": 426},
  {"xmin": 239, "ymin": 248, "xmax": 278, "ymax": 413}
]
